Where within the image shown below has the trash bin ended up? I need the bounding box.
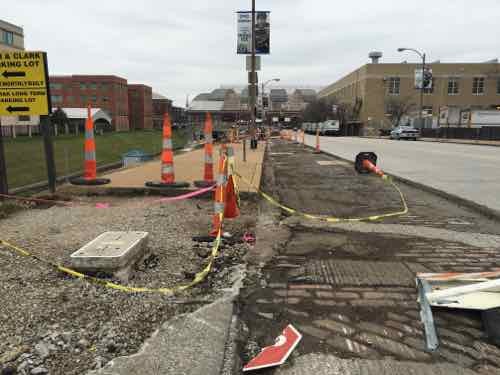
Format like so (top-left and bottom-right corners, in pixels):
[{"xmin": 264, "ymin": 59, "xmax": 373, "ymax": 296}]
[{"xmin": 122, "ymin": 149, "xmax": 153, "ymax": 168}]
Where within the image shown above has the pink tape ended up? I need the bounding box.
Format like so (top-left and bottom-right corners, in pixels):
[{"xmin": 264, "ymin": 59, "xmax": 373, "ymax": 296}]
[
  {"xmin": 95, "ymin": 203, "xmax": 111, "ymax": 209},
  {"xmin": 243, "ymin": 232, "xmax": 256, "ymax": 244},
  {"xmin": 155, "ymin": 185, "xmax": 215, "ymax": 203}
]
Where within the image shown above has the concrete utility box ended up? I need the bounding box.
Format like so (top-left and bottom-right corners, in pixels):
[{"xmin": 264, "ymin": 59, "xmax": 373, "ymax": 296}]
[
  {"xmin": 122, "ymin": 149, "xmax": 153, "ymax": 168},
  {"xmin": 70, "ymin": 232, "xmax": 149, "ymax": 275}
]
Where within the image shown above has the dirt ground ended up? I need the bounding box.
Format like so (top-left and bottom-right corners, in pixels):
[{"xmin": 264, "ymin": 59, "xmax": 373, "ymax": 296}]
[
  {"xmin": 0, "ymin": 193, "xmax": 258, "ymax": 375},
  {"xmin": 237, "ymin": 140, "xmax": 500, "ymax": 374}
]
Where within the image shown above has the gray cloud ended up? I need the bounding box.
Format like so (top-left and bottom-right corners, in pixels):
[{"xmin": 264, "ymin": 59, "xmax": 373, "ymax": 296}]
[{"xmin": 2, "ymin": 0, "xmax": 499, "ymax": 106}]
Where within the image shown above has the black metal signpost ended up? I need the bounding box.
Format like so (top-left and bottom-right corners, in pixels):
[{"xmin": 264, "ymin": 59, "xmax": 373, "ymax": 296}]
[{"xmin": 41, "ymin": 52, "xmax": 56, "ymax": 193}]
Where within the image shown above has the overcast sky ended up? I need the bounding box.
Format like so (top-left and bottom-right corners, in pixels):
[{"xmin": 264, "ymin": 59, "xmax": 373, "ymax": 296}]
[{"xmin": 3, "ymin": 0, "xmax": 499, "ymax": 106}]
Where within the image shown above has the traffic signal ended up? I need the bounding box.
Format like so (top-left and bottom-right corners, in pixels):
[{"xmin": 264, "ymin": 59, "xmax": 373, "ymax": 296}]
[{"xmin": 423, "ymin": 69, "xmax": 433, "ymax": 88}]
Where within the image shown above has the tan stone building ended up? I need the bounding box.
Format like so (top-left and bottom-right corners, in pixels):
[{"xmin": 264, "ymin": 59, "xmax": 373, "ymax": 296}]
[
  {"xmin": 319, "ymin": 60, "xmax": 500, "ymax": 135},
  {"xmin": 0, "ymin": 19, "xmax": 24, "ymax": 51}
]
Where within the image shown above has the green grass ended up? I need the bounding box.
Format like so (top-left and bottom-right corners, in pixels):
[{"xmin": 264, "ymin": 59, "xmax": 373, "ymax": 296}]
[{"xmin": 2, "ymin": 130, "xmax": 189, "ymax": 189}]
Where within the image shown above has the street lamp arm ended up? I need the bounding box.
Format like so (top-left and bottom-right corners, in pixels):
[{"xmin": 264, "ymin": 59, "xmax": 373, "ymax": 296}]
[
  {"xmin": 263, "ymin": 78, "xmax": 280, "ymax": 88},
  {"xmin": 398, "ymin": 48, "xmax": 424, "ymax": 60}
]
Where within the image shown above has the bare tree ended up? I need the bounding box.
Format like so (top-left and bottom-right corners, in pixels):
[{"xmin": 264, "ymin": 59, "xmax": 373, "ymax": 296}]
[
  {"xmin": 385, "ymin": 96, "xmax": 416, "ymax": 127},
  {"xmin": 50, "ymin": 107, "xmax": 69, "ymax": 136}
]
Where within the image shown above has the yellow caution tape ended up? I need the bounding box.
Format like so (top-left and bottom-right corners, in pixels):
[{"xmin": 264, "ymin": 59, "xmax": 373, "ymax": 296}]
[
  {"xmin": 236, "ymin": 173, "xmax": 408, "ymax": 223},
  {"xmin": 0, "ymin": 213, "xmax": 224, "ymax": 296}
]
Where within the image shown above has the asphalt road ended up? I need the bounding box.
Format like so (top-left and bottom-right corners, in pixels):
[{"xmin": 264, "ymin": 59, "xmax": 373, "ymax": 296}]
[{"xmin": 305, "ymin": 135, "xmax": 500, "ymax": 214}]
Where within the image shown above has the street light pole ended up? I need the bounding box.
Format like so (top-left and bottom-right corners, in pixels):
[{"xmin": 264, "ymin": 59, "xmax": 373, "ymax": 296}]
[
  {"xmin": 261, "ymin": 78, "xmax": 280, "ymax": 128},
  {"xmin": 398, "ymin": 47, "xmax": 426, "ymax": 129},
  {"xmin": 249, "ymin": 0, "xmax": 256, "ymax": 149},
  {"xmin": 419, "ymin": 53, "xmax": 426, "ymax": 129}
]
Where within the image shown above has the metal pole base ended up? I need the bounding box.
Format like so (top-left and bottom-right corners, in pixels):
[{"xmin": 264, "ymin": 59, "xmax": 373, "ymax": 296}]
[
  {"xmin": 70, "ymin": 177, "xmax": 111, "ymax": 186},
  {"xmin": 145, "ymin": 181, "xmax": 190, "ymax": 189},
  {"xmin": 194, "ymin": 180, "xmax": 216, "ymax": 188}
]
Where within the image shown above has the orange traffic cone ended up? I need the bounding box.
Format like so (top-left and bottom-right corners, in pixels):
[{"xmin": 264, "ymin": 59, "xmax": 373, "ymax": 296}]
[
  {"xmin": 209, "ymin": 151, "xmax": 227, "ymax": 237},
  {"xmin": 194, "ymin": 113, "xmax": 215, "ymax": 188},
  {"xmin": 314, "ymin": 126, "xmax": 321, "ymax": 154},
  {"xmin": 355, "ymin": 152, "xmax": 387, "ymax": 179},
  {"xmin": 146, "ymin": 113, "xmax": 189, "ymax": 189},
  {"xmin": 224, "ymin": 146, "xmax": 240, "ymax": 219},
  {"xmin": 71, "ymin": 105, "xmax": 110, "ymax": 186}
]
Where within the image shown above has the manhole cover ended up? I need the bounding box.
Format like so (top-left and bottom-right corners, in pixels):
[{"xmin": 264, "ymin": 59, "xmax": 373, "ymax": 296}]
[
  {"xmin": 298, "ymin": 260, "xmax": 414, "ymax": 286},
  {"xmin": 316, "ymin": 160, "xmax": 349, "ymax": 166}
]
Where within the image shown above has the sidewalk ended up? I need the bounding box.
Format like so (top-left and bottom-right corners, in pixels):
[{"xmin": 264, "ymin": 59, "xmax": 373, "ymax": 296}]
[
  {"xmin": 420, "ymin": 137, "xmax": 500, "ymax": 147},
  {"xmin": 64, "ymin": 142, "xmax": 265, "ymax": 194},
  {"xmin": 368, "ymin": 135, "xmax": 500, "ymax": 147}
]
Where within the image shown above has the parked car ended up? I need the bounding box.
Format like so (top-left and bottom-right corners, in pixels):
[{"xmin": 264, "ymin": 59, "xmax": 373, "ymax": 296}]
[
  {"xmin": 390, "ymin": 126, "xmax": 420, "ymax": 140},
  {"xmin": 320, "ymin": 120, "xmax": 340, "ymax": 136}
]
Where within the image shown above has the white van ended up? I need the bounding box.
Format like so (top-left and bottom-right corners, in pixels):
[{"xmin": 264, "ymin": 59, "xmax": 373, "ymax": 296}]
[{"xmin": 319, "ymin": 120, "xmax": 340, "ymax": 136}]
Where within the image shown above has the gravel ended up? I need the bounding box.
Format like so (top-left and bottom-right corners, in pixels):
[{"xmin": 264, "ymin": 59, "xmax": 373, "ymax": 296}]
[{"xmin": 0, "ymin": 195, "xmax": 256, "ymax": 375}]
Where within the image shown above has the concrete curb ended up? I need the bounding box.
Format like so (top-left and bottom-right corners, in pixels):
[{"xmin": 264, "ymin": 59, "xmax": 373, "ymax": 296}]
[
  {"xmin": 87, "ymin": 264, "xmax": 247, "ymax": 375},
  {"xmin": 87, "ymin": 298, "xmax": 234, "ymax": 375},
  {"xmin": 304, "ymin": 143, "xmax": 500, "ymax": 222}
]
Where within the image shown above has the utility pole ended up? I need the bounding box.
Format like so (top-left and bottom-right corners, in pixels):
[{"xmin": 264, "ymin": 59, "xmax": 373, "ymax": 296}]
[
  {"xmin": 419, "ymin": 53, "xmax": 426, "ymax": 129},
  {"xmin": 249, "ymin": 0, "xmax": 257, "ymax": 149}
]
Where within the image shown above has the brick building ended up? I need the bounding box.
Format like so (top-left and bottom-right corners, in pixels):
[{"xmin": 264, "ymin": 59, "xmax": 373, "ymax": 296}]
[
  {"xmin": 49, "ymin": 75, "xmax": 130, "ymax": 131},
  {"xmin": 128, "ymin": 84, "xmax": 153, "ymax": 130},
  {"xmin": 152, "ymin": 92, "xmax": 173, "ymax": 129}
]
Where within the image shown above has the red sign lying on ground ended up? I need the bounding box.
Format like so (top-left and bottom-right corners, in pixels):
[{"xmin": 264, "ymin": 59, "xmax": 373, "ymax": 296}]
[{"xmin": 243, "ymin": 324, "xmax": 302, "ymax": 372}]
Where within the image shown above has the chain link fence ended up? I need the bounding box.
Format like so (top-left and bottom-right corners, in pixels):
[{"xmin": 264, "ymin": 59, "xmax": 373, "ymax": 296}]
[{"xmin": 0, "ymin": 124, "xmax": 192, "ymax": 194}]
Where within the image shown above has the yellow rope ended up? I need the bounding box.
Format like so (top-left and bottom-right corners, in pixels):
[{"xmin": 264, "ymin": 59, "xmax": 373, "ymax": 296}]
[{"xmin": 237, "ymin": 173, "xmax": 408, "ymax": 223}]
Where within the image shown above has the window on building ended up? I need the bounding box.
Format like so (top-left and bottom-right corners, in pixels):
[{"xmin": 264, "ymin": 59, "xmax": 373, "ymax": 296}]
[
  {"xmin": 472, "ymin": 77, "xmax": 485, "ymax": 95},
  {"xmin": 66, "ymin": 96, "xmax": 73, "ymax": 104},
  {"xmin": 50, "ymin": 83, "xmax": 63, "ymax": 90},
  {"xmin": 103, "ymin": 97, "xmax": 109, "ymax": 103},
  {"xmin": 91, "ymin": 96, "xmax": 97, "ymax": 103},
  {"xmin": 79, "ymin": 83, "xmax": 87, "ymax": 90},
  {"xmin": 2, "ymin": 31, "xmax": 14, "ymax": 45},
  {"xmin": 448, "ymin": 78, "xmax": 460, "ymax": 95},
  {"xmin": 89, "ymin": 83, "xmax": 97, "ymax": 90},
  {"xmin": 497, "ymin": 78, "xmax": 500, "ymax": 95},
  {"xmin": 80, "ymin": 95, "xmax": 87, "ymax": 104},
  {"xmin": 388, "ymin": 77, "xmax": 400, "ymax": 95},
  {"xmin": 51, "ymin": 95, "xmax": 62, "ymax": 103},
  {"xmin": 18, "ymin": 115, "xmax": 30, "ymax": 122}
]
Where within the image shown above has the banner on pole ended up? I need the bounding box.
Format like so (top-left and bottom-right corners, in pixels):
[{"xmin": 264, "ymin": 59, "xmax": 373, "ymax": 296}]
[
  {"xmin": 237, "ymin": 11, "xmax": 270, "ymax": 55},
  {"xmin": 415, "ymin": 68, "xmax": 433, "ymax": 90}
]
